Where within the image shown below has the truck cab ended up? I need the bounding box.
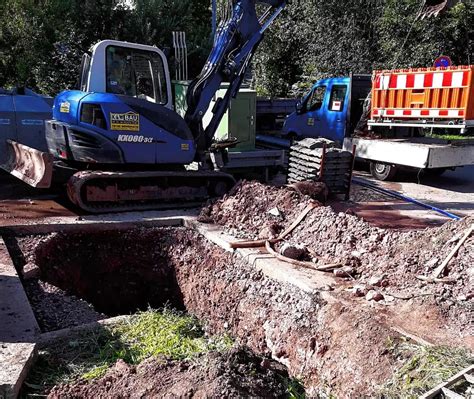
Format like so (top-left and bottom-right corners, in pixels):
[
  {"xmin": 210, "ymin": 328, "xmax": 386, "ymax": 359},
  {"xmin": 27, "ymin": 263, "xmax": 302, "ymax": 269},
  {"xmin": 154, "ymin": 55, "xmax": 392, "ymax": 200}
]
[
  {"xmin": 281, "ymin": 72, "xmax": 474, "ymax": 181},
  {"xmin": 283, "ymin": 75, "xmax": 371, "ymax": 143}
]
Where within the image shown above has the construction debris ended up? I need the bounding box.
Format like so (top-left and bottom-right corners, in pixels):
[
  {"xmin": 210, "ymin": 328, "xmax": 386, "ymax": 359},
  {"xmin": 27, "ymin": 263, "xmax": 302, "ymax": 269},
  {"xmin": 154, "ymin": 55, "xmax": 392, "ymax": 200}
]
[
  {"xmin": 203, "ymin": 181, "xmax": 474, "ymax": 332},
  {"xmin": 264, "ymin": 240, "xmax": 341, "ymax": 271},
  {"xmin": 366, "ymin": 290, "xmax": 384, "ymax": 302},
  {"xmin": 432, "ymin": 224, "xmax": 473, "ymax": 279},
  {"xmin": 369, "ymin": 275, "xmax": 388, "ymax": 287},
  {"xmin": 420, "ymin": 364, "xmax": 474, "ymax": 399},
  {"xmin": 279, "ymin": 243, "xmax": 308, "ymax": 260}
]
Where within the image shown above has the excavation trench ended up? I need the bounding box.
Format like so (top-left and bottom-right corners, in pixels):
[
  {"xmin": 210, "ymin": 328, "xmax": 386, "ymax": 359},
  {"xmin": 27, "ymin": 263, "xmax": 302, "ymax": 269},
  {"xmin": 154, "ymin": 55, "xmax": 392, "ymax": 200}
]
[
  {"xmin": 24, "ymin": 228, "xmax": 188, "ymax": 316},
  {"xmin": 5, "ymin": 224, "xmax": 453, "ymax": 397}
]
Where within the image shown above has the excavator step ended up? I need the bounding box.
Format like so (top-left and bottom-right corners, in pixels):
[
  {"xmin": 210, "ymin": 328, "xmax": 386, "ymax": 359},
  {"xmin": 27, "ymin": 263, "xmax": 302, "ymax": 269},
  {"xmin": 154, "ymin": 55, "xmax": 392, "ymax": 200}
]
[{"xmin": 67, "ymin": 170, "xmax": 236, "ymax": 213}]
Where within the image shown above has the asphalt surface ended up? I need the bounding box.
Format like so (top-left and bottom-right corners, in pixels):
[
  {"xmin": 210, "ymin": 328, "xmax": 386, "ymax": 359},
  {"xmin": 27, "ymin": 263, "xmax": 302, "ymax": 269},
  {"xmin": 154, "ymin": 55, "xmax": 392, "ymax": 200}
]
[{"xmin": 355, "ymin": 165, "xmax": 474, "ymax": 219}]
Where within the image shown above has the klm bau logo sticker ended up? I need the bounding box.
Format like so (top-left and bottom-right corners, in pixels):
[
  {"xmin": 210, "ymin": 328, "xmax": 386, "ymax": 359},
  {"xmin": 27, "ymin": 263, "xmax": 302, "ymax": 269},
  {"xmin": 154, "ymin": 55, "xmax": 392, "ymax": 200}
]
[{"xmin": 110, "ymin": 111, "xmax": 140, "ymax": 132}]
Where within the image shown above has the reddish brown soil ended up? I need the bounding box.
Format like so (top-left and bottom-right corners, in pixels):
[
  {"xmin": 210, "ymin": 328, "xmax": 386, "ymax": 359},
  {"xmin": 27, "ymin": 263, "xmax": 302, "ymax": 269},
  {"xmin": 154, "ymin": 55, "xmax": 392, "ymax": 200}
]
[
  {"xmin": 199, "ymin": 180, "xmax": 314, "ymax": 239},
  {"xmin": 0, "ymin": 172, "xmax": 75, "ymax": 226},
  {"xmin": 13, "ymin": 227, "xmax": 408, "ymax": 396},
  {"xmin": 343, "ymin": 185, "xmax": 445, "ymax": 229},
  {"xmin": 200, "ymin": 181, "xmax": 474, "ymax": 335},
  {"xmin": 14, "ymin": 223, "xmax": 472, "ymax": 396},
  {"xmin": 49, "ymin": 348, "xmax": 290, "ymax": 399},
  {"xmin": 288, "ymin": 208, "xmax": 473, "ymax": 332},
  {"xmin": 14, "ymin": 229, "xmax": 187, "ymax": 316}
]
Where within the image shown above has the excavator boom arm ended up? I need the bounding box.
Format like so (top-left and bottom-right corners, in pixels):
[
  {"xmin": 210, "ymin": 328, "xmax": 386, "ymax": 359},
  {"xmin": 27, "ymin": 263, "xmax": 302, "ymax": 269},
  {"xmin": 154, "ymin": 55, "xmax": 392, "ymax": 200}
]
[{"xmin": 184, "ymin": 0, "xmax": 286, "ymax": 157}]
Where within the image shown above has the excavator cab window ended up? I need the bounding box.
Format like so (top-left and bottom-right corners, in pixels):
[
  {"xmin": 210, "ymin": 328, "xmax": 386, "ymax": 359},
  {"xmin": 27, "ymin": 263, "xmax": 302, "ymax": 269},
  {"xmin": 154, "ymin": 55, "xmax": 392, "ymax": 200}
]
[
  {"xmin": 105, "ymin": 45, "xmax": 168, "ymax": 105},
  {"xmin": 79, "ymin": 53, "xmax": 91, "ymax": 92}
]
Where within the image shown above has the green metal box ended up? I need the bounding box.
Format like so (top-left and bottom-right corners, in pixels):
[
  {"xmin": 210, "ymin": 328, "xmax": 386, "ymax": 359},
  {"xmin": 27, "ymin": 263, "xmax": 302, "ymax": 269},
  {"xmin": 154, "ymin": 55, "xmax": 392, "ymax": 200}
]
[{"xmin": 173, "ymin": 81, "xmax": 256, "ymax": 152}]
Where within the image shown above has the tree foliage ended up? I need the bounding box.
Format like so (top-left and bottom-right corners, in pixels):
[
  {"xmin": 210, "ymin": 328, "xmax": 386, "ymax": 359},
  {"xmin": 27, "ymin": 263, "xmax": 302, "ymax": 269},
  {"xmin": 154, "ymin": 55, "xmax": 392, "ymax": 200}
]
[
  {"xmin": 0, "ymin": 0, "xmax": 211, "ymax": 94},
  {"xmin": 253, "ymin": 0, "xmax": 474, "ymax": 97},
  {"xmin": 0, "ymin": 0, "xmax": 472, "ymax": 97}
]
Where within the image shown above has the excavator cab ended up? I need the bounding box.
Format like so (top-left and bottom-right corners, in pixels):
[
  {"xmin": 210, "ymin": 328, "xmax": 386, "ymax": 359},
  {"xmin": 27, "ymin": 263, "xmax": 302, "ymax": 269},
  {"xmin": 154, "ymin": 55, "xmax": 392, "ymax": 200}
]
[
  {"xmin": 78, "ymin": 41, "xmax": 173, "ymax": 109},
  {"xmin": 46, "ymin": 40, "xmax": 194, "ymax": 168}
]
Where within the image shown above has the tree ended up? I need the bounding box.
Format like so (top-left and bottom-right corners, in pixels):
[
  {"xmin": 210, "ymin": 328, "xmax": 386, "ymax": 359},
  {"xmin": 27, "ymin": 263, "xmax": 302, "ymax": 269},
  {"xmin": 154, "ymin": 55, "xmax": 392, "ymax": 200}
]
[
  {"xmin": 252, "ymin": 0, "xmax": 474, "ymax": 97},
  {"xmin": 377, "ymin": 0, "xmax": 474, "ymax": 68},
  {"xmin": 0, "ymin": 0, "xmax": 212, "ymax": 94}
]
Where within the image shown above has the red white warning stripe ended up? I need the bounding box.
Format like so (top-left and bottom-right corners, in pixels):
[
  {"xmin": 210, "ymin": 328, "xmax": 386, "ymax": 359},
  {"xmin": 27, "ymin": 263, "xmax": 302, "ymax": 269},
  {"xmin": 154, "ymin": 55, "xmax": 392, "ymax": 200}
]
[
  {"xmin": 375, "ymin": 70, "xmax": 470, "ymax": 90},
  {"xmin": 373, "ymin": 109, "xmax": 465, "ymax": 118}
]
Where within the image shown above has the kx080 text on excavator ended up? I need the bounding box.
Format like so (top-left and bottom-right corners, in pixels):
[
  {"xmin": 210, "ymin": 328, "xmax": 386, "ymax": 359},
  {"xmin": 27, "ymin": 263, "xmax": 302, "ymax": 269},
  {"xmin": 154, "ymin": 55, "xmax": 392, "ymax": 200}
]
[{"xmin": 2, "ymin": 0, "xmax": 287, "ymax": 213}]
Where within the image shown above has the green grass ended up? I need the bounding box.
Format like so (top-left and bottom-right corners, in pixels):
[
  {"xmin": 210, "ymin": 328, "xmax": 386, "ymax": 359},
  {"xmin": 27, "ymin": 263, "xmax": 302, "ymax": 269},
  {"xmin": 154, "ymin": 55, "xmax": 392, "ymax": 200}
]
[
  {"xmin": 22, "ymin": 308, "xmax": 233, "ymax": 397},
  {"xmin": 382, "ymin": 339, "xmax": 473, "ymax": 399},
  {"xmin": 427, "ymin": 132, "xmax": 473, "ymax": 141},
  {"xmin": 284, "ymin": 377, "xmax": 306, "ymax": 399}
]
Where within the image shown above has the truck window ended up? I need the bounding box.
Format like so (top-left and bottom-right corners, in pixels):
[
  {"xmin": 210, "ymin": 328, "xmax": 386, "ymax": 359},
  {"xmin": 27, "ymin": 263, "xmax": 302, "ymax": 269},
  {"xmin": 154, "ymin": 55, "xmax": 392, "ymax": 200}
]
[
  {"xmin": 328, "ymin": 85, "xmax": 347, "ymax": 112},
  {"xmin": 306, "ymin": 86, "xmax": 326, "ymax": 112},
  {"xmin": 106, "ymin": 45, "xmax": 168, "ymax": 105}
]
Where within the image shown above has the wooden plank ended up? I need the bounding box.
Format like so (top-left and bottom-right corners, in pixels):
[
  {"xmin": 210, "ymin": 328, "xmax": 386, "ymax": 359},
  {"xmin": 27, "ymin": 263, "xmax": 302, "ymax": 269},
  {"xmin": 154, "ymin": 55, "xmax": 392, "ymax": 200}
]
[
  {"xmin": 432, "ymin": 224, "xmax": 474, "ymax": 278},
  {"xmin": 440, "ymin": 387, "xmax": 464, "ymax": 399},
  {"xmin": 420, "ymin": 365, "xmax": 474, "ymax": 399}
]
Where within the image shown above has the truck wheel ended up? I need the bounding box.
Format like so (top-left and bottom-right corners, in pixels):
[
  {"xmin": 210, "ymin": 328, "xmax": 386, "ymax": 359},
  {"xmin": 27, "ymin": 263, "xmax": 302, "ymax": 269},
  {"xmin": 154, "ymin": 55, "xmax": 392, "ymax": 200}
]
[{"xmin": 370, "ymin": 162, "xmax": 398, "ymax": 181}]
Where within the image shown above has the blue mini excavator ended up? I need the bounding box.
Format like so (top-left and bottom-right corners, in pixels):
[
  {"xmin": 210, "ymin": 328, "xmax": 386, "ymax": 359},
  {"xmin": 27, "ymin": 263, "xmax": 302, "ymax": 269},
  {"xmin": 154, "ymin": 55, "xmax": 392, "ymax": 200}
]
[{"xmin": 4, "ymin": 0, "xmax": 286, "ymax": 212}]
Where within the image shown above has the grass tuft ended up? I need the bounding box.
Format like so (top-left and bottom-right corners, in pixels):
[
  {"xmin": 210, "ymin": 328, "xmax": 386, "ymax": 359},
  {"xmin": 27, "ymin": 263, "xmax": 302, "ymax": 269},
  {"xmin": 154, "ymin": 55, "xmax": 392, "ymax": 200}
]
[
  {"xmin": 382, "ymin": 340, "xmax": 473, "ymax": 399},
  {"xmin": 285, "ymin": 377, "xmax": 306, "ymax": 399},
  {"xmin": 427, "ymin": 132, "xmax": 473, "ymax": 141},
  {"xmin": 114, "ymin": 308, "xmax": 233, "ymax": 365},
  {"xmin": 22, "ymin": 308, "xmax": 233, "ymax": 397}
]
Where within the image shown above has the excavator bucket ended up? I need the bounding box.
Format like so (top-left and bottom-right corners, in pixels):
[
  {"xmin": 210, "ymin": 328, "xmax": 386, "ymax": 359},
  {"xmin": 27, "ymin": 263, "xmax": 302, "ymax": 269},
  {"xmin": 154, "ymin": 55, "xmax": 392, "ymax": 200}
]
[
  {"xmin": 1, "ymin": 140, "xmax": 53, "ymax": 188},
  {"xmin": 419, "ymin": 0, "xmax": 460, "ymax": 19}
]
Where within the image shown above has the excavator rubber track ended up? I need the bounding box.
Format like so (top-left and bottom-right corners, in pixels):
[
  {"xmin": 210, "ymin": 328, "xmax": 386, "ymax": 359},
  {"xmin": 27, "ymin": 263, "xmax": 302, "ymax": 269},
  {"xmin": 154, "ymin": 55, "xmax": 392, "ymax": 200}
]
[{"xmin": 67, "ymin": 170, "xmax": 236, "ymax": 214}]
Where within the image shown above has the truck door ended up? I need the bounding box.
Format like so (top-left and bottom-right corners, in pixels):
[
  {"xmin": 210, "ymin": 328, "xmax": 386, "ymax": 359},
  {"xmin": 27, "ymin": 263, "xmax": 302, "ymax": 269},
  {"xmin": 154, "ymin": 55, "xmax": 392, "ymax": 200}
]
[
  {"xmin": 300, "ymin": 85, "xmax": 327, "ymax": 137},
  {"xmin": 283, "ymin": 79, "xmax": 350, "ymax": 142},
  {"xmin": 320, "ymin": 83, "xmax": 349, "ymax": 142}
]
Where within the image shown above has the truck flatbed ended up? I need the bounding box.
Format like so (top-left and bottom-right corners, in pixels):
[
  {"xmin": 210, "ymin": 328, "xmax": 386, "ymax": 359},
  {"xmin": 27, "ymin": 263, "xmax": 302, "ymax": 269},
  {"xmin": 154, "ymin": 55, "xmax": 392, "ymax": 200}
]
[{"xmin": 343, "ymin": 136, "xmax": 474, "ymax": 169}]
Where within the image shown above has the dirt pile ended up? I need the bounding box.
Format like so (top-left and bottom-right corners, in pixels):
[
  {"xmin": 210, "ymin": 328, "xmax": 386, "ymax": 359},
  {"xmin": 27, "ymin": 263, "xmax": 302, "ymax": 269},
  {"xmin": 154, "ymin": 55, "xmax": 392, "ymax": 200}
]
[
  {"xmin": 48, "ymin": 348, "xmax": 290, "ymax": 399},
  {"xmin": 199, "ymin": 180, "xmax": 321, "ymax": 239},
  {"xmin": 200, "ymin": 181, "xmax": 473, "ymax": 333},
  {"xmin": 288, "ymin": 207, "xmax": 473, "ymax": 329}
]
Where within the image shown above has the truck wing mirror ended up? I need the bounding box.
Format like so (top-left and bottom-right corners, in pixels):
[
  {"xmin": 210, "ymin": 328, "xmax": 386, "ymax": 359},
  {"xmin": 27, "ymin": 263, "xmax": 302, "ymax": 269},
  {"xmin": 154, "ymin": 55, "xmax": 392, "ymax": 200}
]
[{"xmin": 296, "ymin": 100, "xmax": 303, "ymax": 114}]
